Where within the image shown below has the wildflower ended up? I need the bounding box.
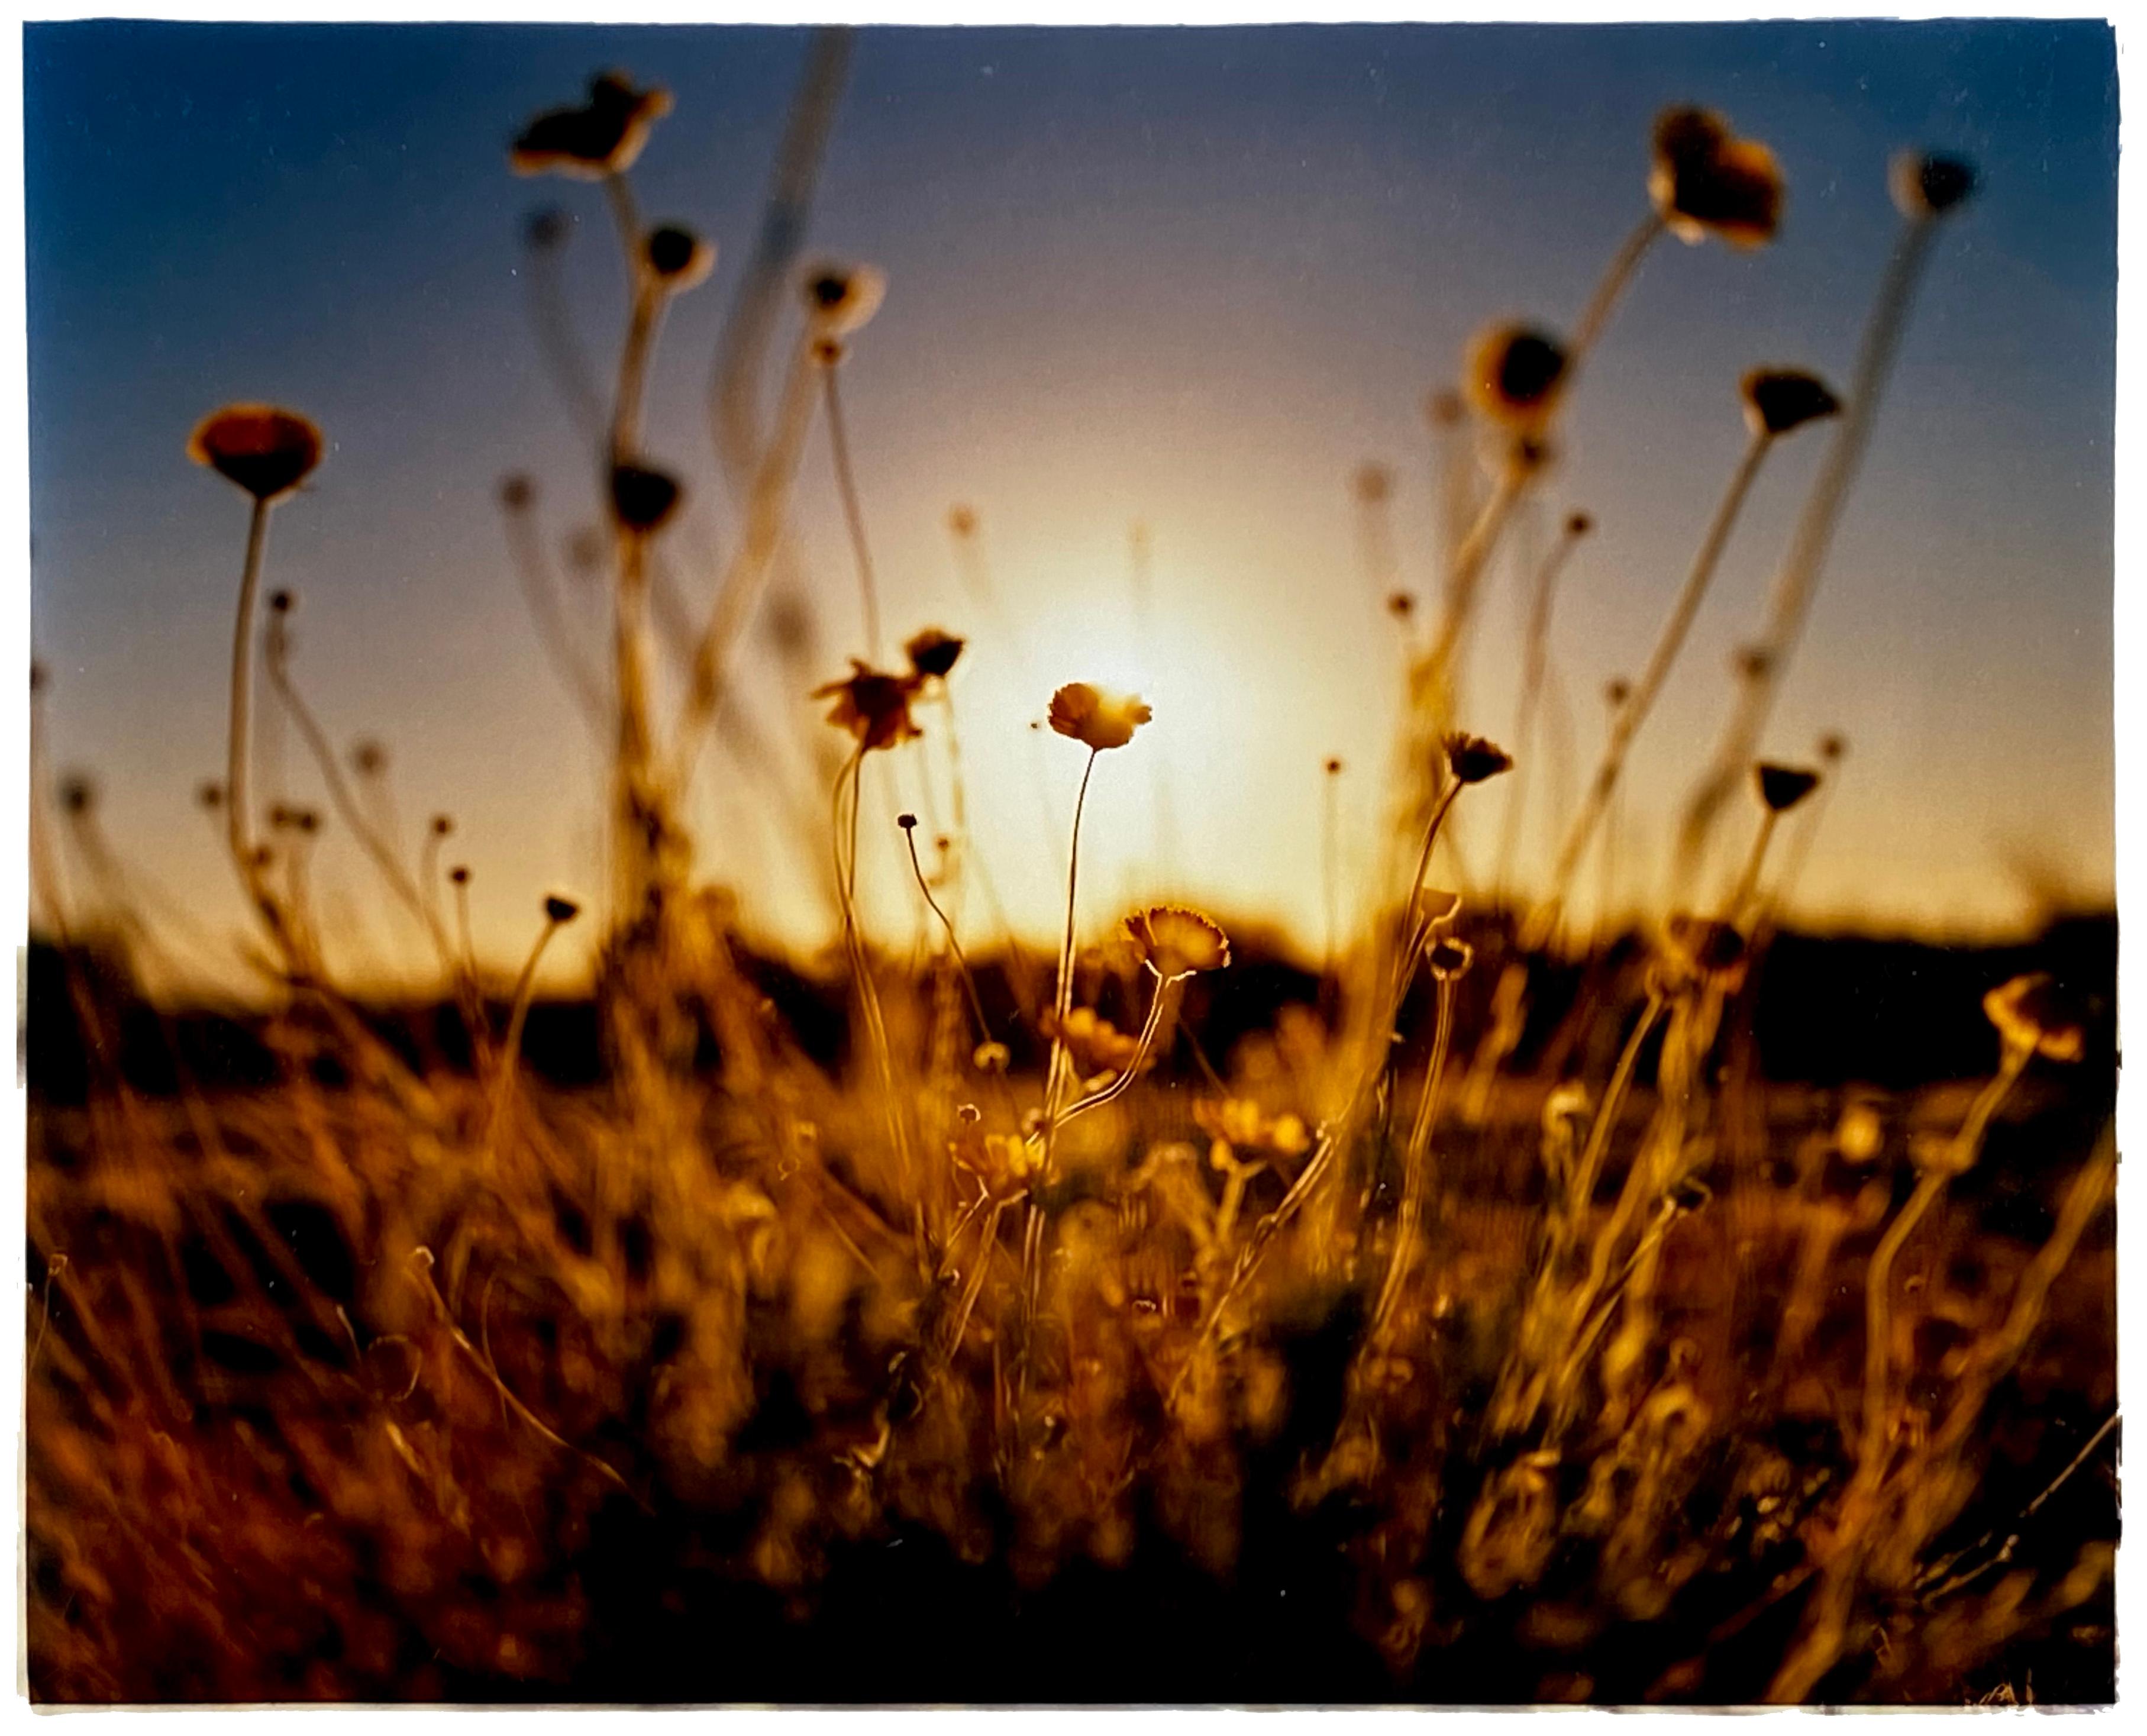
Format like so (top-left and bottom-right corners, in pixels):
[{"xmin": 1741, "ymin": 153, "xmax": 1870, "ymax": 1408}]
[
  {"xmin": 1387, "ymin": 591, "xmax": 1418, "ymax": 622},
  {"xmin": 1427, "ymin": 935, "xmax": 1475, "ymax": 981},
  {"xmin": 1444, "ymin": 732, "xmax": 1513, "ymax": 785},
  {"xmin": 543, "ymin": 893, "xmax": 582, "ymax": 925},
  {"xmin": 510, "ymin": 71, "xmax": 672, "ymax": 180},
  {"xmin": 896, "ymin": 811, "xmax": 918, "ymax": 832},
  {"xmin": 951, "ymin": 1125, "xmax": 1039, "ymax": 1201},
  {"xmin": 1983, "ymin": 973, "xmax": 2085, "ymax": 1064},
  {"xmin": 1754, "ymin": 762, "xmax": 1820, "ymax": 813},
  {"xmin": 1890, "ymin": 151, "xmax": 1977, "ymax": 221},
  {"xmin": 1039, "ymin": 1005, "xmax": 1145, "ymax": 1079},
  {"xmin": 802, "ymin": 262, "xmax": 886, "ymax": 337},
  {"xmin": 1565, "ymin": 511, "xmax": 1594, "ymax": 537},
  {"xmin": 1354, "ymin": 463, "xmax": 1393, "ymax": 505},
  {"xmin": 1325, "ymin": 756, "xmax": 1343, "ymax": 776},
  {"xmin": 903, "ymin": 627, "xmax": 966, "ymax": 682},
  {"xmin": 609, "ymin": 462, "xmax": 682, "ymax": 533},
  {"xmin": 268, "ymin": 589, "xmax": 295, "ymax": 616},
  {"xmin": 1464, "ymin": 322, "xmax": 1568, "ymax": 435},
  {"xmin": 1122, "ymin": 905, "xmax": 1231, "ymax": 979},
  {"xmin": 1194, "ymin": 1098, "xmax": 1310, "ymax": 1161},
  {"xmin": 188, "ymin": 405, "xmax": 324, "ymax": 502},
  {"xmin": 813, "ymin": 660, "xmax": 922, "ymax": 752},
  {"xmin": 449, "ymin": 865, "xmax": 471, "ymax": 886},
  {"xmin": 1649, "ymin": 106, "xmax": 1784, "ymax": 249},
  {"xmin": 1048, "ymin": 682, "xmax": 1150, "ymax": 751},
  {"xmin": 1741, "ymin": 369, "xmax": 1842, "ymax": 438},
  {"xmin": 645, "ymin": 224, "xmax": 714, "ymax": 290}
]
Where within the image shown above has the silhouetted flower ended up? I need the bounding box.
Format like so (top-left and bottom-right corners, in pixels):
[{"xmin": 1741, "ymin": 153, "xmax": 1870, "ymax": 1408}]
[
  {"xmin": 904, "ymin": 628, "xmax": 966, "ymax": 681},
  {"xmin": 511, "ymin": 72, "xmax": 672, "ymax": 180},
  {"xmin": 1427, "ymin": 935, "xmax": 1475, "ymax": 982},
  {"xmin": 815, "ymin": 660, "xmax": 922, "ymax": 752},
  {"xmin": 1464, "ymin": 324, "xmax": 1568, "ymax": 435},
  {"xmin": 430, "ymin": 814, "xmax": 454, "ymax": 837},
  {"xmin": 1890, "ymin": 151, "xmax": 1977, "ymax": 221},
  {"xmin": 1122, "ymin": 905, "xmax": 1231, "ymax": 979},
  {"xmin": 609, "ymin": 462, "xmax": 682, "ymax": 533},
  {"xmin": 1444, "ymin": 733, "xmax": 1513, "ymax": 785},
  {"xmin": 646, "ymin": 224, "xmax": 715, "ymax": 289},
  {"xmin": 1754, "ymin": 762, "xmax": 1820, "ymax": 813},
  {"xmin": 188, "ymin": 405, "xmax": 324, "ymax": 502},
  {"xmin": 802, "ymin": 262, "xmax": 886, "ymax": 337},
  {"xmin": 1565, "ymin": 511, "xmax": 1594, "ymax": 537},
  {"xmin": 1650, "ymin": 106, "xmax": 1784, "ymax": 249},
  {"xmin": 1048, "ymin": 682, "xmax": 1150, "ymax": 751},
  {"xmin": 449, "ymin": 865, "xmax": 471, "ymax": 886},
  {"xmin": 1387, "ymin": 591, "xmax": 1418, "ymax": 622},
  {"xmin": 543, "ymin": 893, "xmax": 582, "ymax": 925},
  {"xmin": 1741, "ymin": 369, "xmax": 1842, "ymax": 438},
  {"xmin": 1662, "ymin": 914, "xmax": 1748, "ymax": 986},
  {"xmin": 1983, "ymin": 973, "xmax": 2084, "ymax": 1063},
  {"xmin": 1325, "ymin": 756, "xmax": 1343, "ymax": 776}
]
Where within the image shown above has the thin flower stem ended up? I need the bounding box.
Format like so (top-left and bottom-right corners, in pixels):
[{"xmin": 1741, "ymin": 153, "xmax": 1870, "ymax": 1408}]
[
  {"xmin": 1044, "ymin": 748, "xmax": 1100, "ymax": 1134},
  {"xmin": 1542, "ymin": 428, "xmax": 1773, "ymax": 937},
  {"xmin": 1371, "ymin": 974, "xmax": 1458, "ymax": 1340},
  {"xmin": 1055, "ymin": 973, "xmax": 1183, "ymax": 1129},
  {"xmin": 1495, "ymin": 522, "xmax": 1589, "ymax": 899},
  {"xmin": 1568, "ymin": 212, "xmax": 1666, "ymax": 370},
  {"xmin": 225, "ymin": 497, "xmax": 276, "ymax": 924},
  {"xmin": 484, "ymin": 912, "xmax": 569, "ymax": 1153},
  {"xmin": 1722, "ymin": 806, "xmax": 1783, "ymax": 925},
  {"xmin": 820, "ymin": 361, "xmax": 882, "ymax": 660},
  {"xmin": 831, "ymin": 749, "xmax": 917, "ymax": 1231},
  {"xmin": 900, "ymin": 818, "xmax": 993, "ymax": 1051},
  {"xmin": 1674, "ymin": 215, "xmax": 1942, "ymax": 890}
]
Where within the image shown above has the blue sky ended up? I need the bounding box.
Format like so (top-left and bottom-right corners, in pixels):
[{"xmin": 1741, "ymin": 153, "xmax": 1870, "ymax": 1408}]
[{"xmin": 24, "ymin": 20, "xmax": 2117, "ymax": 983}]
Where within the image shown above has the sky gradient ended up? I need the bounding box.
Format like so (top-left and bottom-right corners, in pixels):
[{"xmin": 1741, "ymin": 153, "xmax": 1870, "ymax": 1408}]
[{"xmin": 24, "ymin": 20, "xmax": 2118, "ymax": 992}]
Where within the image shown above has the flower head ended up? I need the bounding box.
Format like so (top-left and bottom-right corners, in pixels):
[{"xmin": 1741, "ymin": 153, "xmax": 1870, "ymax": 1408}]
[
  {"xmin": 1427, "ymin": 935, "xmax": 1476, "ymax": 982},
  {"xmin": 1039, "ymin": 1005, "xmax": 1147, "ymax": 1080},
  {"xmin": 1444, "ymin": 732, "xmax": 1513, "ymax": 786},
  {"xmin": 188, "ymin": 405, "xmax": 324, "ymax": 502},
  {"xmin": 1464, "ymin": 322, "xmax": 1568, "ymax": 436},
  {"xmin": 1565, "ymin": 511, "xmax": 1594, "ymax": 538},
  {"xmin": 1983, "ymin": 973, "xmax": 2084, "ymax": 1063},
  {"xmin": 951, "ymin": 1124, "xmax": 1039, "ymax": 1201},
  {"xmin": 1122, "ymin": 905, "xmax": 1231, "ymax": 979},
  {"xmin": 1741, "ymin": 369, "xmax": 1842, "ymax": 439},
  {"xmin": 1649, "ymin": 106, "xmax": 1784, "ymax": 249},
  {"xmin": 1660, "ymin": 915, "xmax": 1749, "ymax": 990},
  {"xmin": 903, "ymin": 627, "xmax": 966, "ymax": 682},
  {"xmin": 543, "ymin": 893, "xmax": 582, "ymax": 925},
  {"xmin": 1195, "ymin": 1098, "xmax": 1310, "ymax": 1163},
  {"xmin": 511, "ymin": 71, "xmax": 672, "ymax": 180},
  {"xmin": 645, "ymin": 224, "xmax": 715, "ymax": 290},
  {"xmin": 1890, "ymin": 151, "xmax": 1977, "ymax": 221},
  {"xmin": 1048, "ymin": 682, "xmax": 1151, "ymax": 751},
  {"xmin": 814, "ymin": 660, "xmax": 923, "ymax": 752},
  {"xmin": 610, "ymin": 462, "xmax": 682, "ymax": 533},
  {"xmin": 803, "ymin": 262, "xmax": 886, "ymax": 337},
  {"xmin": 1754, "ymin": 762, "xmax": 1820, "ymax": 813}
]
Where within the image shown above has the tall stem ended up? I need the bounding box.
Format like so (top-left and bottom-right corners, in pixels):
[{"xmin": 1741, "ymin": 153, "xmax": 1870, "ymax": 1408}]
[
  {"xmin": 1495, "ymin": 523, "xmax": 1587, "ymax": 898},
  {"xmin": 1722, "ymin": 807, "xmax": 1783, "ymax": 925},
  {"xmin": 1044, "ymin": 749, "xmax": 1099, "ymax": 1130},
  {"xmin": 821, "ymin": 362, "xmax": 882, "ymax": 660},
  {"xmin": 1542, "ymin": 428, "xmax": 1772, "ymax": 933},
  {"xmin": 1567, "ymin": 213, "xmax": 1665, "ymax": 370},
  {"xmin": 1371, "ymin": 975, "xmax": 1459, "ymax": 1339},
  {"xmin": 485, "ymin": 915, "xmax": 568, "ymax": 1151},
  {"xmin": 1674, "ymin": 215, "xmax": 1941, "ymax": 887}
]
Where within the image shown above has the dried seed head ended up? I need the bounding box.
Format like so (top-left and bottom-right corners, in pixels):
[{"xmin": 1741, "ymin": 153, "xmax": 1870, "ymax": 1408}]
[
  {"xmin": 813, "ymin": 660, "xmax": 924, "ymax": 752},
  {"xmin": 1754, "ymin": 762, "xmax": 1820, "ymax": 813},
  {"xmin": 430, "ymin": 814, "xmax": 454, "ymax": 837},
  {"xmin": 1387, "ymin": 591, "xmax": 1418, "ymax": 621},
  {"xmin": 609, "ymin": 462, "xmax": 682, "ymax": 533},
  {"xmin": 1427, "ymin": 935, "xmax": 1475, "ymax": 982},
  {"xmin": 544, "ymin": 893, "xmax": 581, "ymax": 924},
  {"xmin": 897, "ymin": 812, "xmax": 918, "ymax": 831},
  {"xmin": 449, "ymin": 865, "xmax": 471, "ymax": 886},
  {"xmin": 1741, "ymin": 368, "xmax": 1842, "ymax": 438},
  {"xmin": 903, "ymin": 627, "xmax": 966, "ymax": 682},
  {"xmin": 1565, "ymin": 511, "xmax": 1594, "ymax": 538},
  {"xmin": 1464, "ymin": 322, "xmax": 1569, "ymax": 435},
  {"xmin": 645, "ymin": 224, "xmax": 715, "ymax": 289},
  {"xmin": 58, "ymin": 773, "xmax": 94, "ymax": 816},
  {"xmin": 1443, "ymin": 732, "xmax": 1513, "ymax": 785},
  {"xmin": 1325, "ymin": 756, "xmax": 1343, "ymax": 776},
  {"xmin": 802, "ymin": 261, "xmax": 886, "ymax": 337}
]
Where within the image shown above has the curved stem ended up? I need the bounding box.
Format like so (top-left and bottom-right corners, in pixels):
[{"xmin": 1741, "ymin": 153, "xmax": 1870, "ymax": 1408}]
[
  {"xmin": 1044, "ymin": 748, "xmax": 1100, "ymax": 1132},
  {"xmin": 1568, "ymin": 212, "xmax": 1665, "ymax": 370},
  {"xmin": 901, "ymin": 819, "xmax": 993, "ymax": 1051},
  {"xmin": 484, "ymin": 914, "xmax": 567, "ymax": 1152},
  {"xmin": 225, "ymin": 498, "xmax": 275, "ymax": 922},
  {"xmin": 1055, "ymin": 972, "xmax": 1183, "ymax": 1129},
  {"xmin": 1495, "ymin": 519, "xmax": 1589, "ymax": 898},
  {"xmin": 1371, "ymin": 973, "xmax": 1458, "ymax": 1340}
]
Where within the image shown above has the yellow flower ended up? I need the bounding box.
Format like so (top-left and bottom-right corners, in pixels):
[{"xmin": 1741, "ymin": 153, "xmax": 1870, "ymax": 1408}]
[
  {"xmin": 1983, "ymin": 973, "xmax": 2084, "ymax": 1064},
  {"xmin": 1039, "ymin": 1005, "xmax": 1146, "ymax": 1080},
  {"xmin": 1048, "ymin": 682, "xmax": 1151, "ymax": 751},
  {"xmin": 812, "ymin": 660, "xmax": 923, "ymax": 753},
  {"xmin": 1122, "ymin": 906, "xmax": 1231, "ymax": 979},
  {"xmin": 511, "ymin": 71, "xmax": 672, "ymax": 180},
  {"xmin": 1194, "ymin": 1098, "xmax": 1310, "ymax": 1160},
  {"xmin": 1649, "ymin": 106, "xmax": 1784, "ymax": 249},
  {"xmin": 951, "ymin": 1124, "xmax": 1039, "ymax": 1200},
  {"xmin": 188, "ymin": 405, "xmax": 324, "ymax": 502}
]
